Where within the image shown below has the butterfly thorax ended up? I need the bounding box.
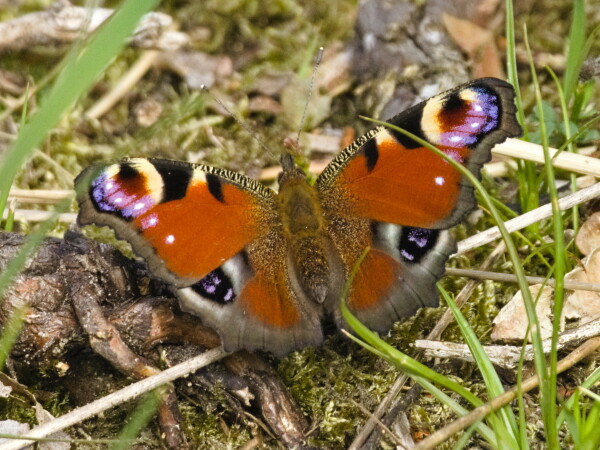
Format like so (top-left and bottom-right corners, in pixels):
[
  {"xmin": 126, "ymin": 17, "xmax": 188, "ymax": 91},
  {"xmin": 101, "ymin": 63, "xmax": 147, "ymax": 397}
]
[{"xmin": 277, "ymin": 166, "xmax": 343, "ymax": 305}]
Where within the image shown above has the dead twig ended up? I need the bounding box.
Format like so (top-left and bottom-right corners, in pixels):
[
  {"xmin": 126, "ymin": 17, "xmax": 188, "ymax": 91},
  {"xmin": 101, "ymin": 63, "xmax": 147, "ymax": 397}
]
[
  {"xmin": 456, "ymin": 182, "xmax": 600, "ymax": 255},
  {"xmin": 0, "ymin": 1, "xmax": 187, "ymax": 54},
  {"xmin": 85, "ymin": 50, "xmax": 161, "ymax": 120},
  {"xmin": 445, "ymin": 268, "xmax": 600, "ymax": 293},
  {"xmin": 1, "ymin": 209, "xmax": 76, "ymax": 223},
  {"xmin": 494, "ymin": 138, "xmax": 600, "ymax": 178},
  {"xmin": 414, "ymin": 336, "xmax": 600, "ymax": 449},
  {"xmin": 415, "ymin": 318, "xmax": 600, "ymax": 370}
]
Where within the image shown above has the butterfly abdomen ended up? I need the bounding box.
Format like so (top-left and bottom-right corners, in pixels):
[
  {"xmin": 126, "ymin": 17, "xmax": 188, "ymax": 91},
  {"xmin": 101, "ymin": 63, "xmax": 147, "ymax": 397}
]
[{"xmin": 278, "ymin": 171, "xmax": 344, "ymax": 305}]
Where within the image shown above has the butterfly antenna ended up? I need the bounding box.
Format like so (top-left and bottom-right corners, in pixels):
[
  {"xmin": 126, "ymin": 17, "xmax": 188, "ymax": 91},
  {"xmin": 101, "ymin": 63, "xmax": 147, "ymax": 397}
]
[
  {"xmin": 295, "ymin": 46, "xmax": 324, "ymax": 147},
  {"xmin": 200, "ymin": 85, "xmax": 273, "ymax": 158}
]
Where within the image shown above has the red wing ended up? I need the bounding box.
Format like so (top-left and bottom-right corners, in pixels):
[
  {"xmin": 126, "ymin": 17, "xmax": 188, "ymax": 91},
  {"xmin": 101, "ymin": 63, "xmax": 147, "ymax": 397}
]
[
  {"xmin": 317, "ymin": 78, "xmax": 522, "ymax": 229},
  {"xmin": 75, "ymin": 158, "xmax": 277, "ymax": 287}
]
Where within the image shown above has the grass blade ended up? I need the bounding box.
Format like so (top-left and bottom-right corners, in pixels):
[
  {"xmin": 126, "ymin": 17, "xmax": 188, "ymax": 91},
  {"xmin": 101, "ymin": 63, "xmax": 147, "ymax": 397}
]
[{"xmin": 562, "ymin": 0, "xmax": 586, "ymax": 104}]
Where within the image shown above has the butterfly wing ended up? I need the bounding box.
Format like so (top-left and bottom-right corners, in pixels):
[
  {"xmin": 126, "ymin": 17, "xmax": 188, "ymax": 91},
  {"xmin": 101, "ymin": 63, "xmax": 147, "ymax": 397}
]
[
  {"xmin": 75, "ymin": 158, "xmax": 323, "ymax": 354},
  {"xmin": 76, "ymin": 158, "xmax": 273, "ymax": 286},
  {"xmin": 336, "ymin": 224, "xmax": 456, "ymax": 332},
  {"xmin": 318, "ymin": 78, "xmax": 522, "ymax": 229},
  {"xmin": 178, "ymin": 251, "xmax": 323, "ymax": 356},
  {"xmin": 317, "ymin": 78, "xmax": 522, "ymax": 329}
]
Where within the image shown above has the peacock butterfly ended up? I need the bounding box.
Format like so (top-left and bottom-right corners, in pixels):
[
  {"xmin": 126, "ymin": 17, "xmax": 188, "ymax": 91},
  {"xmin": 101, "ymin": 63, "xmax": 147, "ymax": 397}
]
[{"xmin": 75, "ymin": 78, "xmax": 522, "ymax": 356}]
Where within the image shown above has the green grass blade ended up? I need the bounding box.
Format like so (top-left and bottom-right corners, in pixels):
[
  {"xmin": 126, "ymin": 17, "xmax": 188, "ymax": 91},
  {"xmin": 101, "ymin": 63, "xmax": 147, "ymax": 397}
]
[
  {"xmin": 557, "ymin": 367, "xmax": 600, "ymax": 425},
  {"xmin": 416, "ymin": 378, "xmax": 495, "ymax": 444},
  {"xmin": 505, "ymin": 0, "xmax": 527, "ymax": 139},
  {"xmin": 0, "ymin": 305, "xmax": 27, "ymax": 371},
  {"xmin": 341, "ymin": 320, "xmax": 497, "ymax": 444},
  {"xmin": 562, "ymin": 0, "xmax": 586, "ymax": 104},
  {"xmin": 0, "ymin": 84, "xmax": 30, "ymax": 227},
  {"xmin": 547, "ymin": 66, "xmax": 579, "ymax": 242},
  {"xmin": 578, "ymin": 387, "xmax": 600, "ymax": 403},
  {"xmin": 0, "ymin": 0, "xmax": 159, "ymax": 298},
  {"xmin": 569, "ymin": 23, "xmax": 600, "ymax": 122},
  {"xmin": 3, "ymin": 203, "xmax": 15, "ymax": 232},
  {"xmin": 341, "ymin": 298, "xmax": 484, "ymax": 409},
  {"xmin": 506, "ymin": 0, "xmax": 540, "ymax": 216},
  {"xmin": 439, "ymin": 286, "xmax": 519, "ymax": 446},
  {"xmin": 524, "ymin": 25, "xmax": 566, "ymax": 448}
]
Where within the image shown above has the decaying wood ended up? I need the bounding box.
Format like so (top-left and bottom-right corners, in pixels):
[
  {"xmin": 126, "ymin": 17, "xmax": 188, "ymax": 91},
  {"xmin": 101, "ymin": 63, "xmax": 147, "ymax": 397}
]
[
  {"xmin": 0, "ymin": 231, "xmax": 308, "ymax": 448},
  {"xmin": 0, "ymin": 348, "xmax": 229, "ymax": 450},
  {"xmin": 0, "ymin": 0, "xmax": 188, "ymax": 54}
]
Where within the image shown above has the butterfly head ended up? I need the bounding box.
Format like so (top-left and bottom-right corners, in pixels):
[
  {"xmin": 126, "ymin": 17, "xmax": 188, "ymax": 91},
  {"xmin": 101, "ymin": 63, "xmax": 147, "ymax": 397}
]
[{"xmin": 278, "ymin": 152, "xmax": 306, "ymax": 187}]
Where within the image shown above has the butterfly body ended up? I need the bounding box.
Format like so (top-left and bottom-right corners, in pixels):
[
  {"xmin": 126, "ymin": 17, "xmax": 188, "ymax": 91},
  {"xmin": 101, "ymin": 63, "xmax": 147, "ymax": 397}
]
[
  {"xmin": 275, "ymin": 156, "xmax": 344, "ymax": 309},
  {"xmin": 76, "ymin": 78, "xmax": 522, "ymax": 356}
]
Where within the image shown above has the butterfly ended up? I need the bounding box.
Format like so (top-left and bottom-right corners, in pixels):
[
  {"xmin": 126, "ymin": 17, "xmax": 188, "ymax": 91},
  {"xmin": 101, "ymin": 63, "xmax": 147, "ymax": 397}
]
[{"xmin": 75, "ymin": 78, "xmax": 522, "ymax": 356}]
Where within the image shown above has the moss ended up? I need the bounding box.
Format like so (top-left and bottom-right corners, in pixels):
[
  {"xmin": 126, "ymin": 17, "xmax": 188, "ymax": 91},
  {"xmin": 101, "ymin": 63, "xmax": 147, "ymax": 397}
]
[{"xmin": 278, "ymin": 342, "xmax": 396, "ymax": 447}]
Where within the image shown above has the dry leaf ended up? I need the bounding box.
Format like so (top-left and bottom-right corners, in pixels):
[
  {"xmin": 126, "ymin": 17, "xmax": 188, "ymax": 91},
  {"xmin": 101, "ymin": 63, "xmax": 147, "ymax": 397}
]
[
  {"xmin": 564, "ymin": 246, "xmax": 600, "ymax": 323},
  {"xmin": 491, "ymin": 284, "xmax": 558, "ymax": 342},
  {"xmin": 316, "ymin": 47, "xmax": 352, "ymax": 95},
  {"xmin": 575, "ymin": 211, "xmax": 600, "ymax": 255},
  {"xmin": 280, "ymin": 75, "xmax": 332, "ymax": 131},
  {"xmin": 35, "ymin": 404, "xmax": 71, "ymax": 450},
  {"xmin": 0, "ymin": 373, "xmax": 72, "ymax": 449},
  {"xmin": 0, "ymin": 421, "xmax": 31, "ymax": 448},
  {"xmin": 134, "ymin": 98, "xmax": 163, "ymax": 128},
  {"xmin": 0, "ymin": 381, "xmax": 11, "ymax": 398},
  {"xmin": 442, "ymin": 13, "xmax": 504, "ymax": 79},
  {"xmin": 248, "ymin": 95, "xmax": 283, "ymax": 114}
]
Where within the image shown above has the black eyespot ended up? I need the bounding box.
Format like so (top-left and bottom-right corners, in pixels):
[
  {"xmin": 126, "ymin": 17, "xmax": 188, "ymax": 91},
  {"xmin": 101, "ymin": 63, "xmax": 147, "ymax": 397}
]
[
  {"xmin": 191, "ymin": 267, "xmax": 236, "ymax": 304},
  {"xmin": 398, "ymin": 227, "xmax": 439, "ymax": 264}
]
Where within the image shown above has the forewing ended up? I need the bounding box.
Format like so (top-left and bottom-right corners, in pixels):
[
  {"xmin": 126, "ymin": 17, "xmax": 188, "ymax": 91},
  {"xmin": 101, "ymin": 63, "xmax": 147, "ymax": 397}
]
[
  {"xmin": 75, "ymin": 158, "xmax": 276, "ymax": 287},
  {"xmin": 317, "ymin": 78, "xmax": 522, "ymax": 229},
  {"xmin": 76, "ymin": 158, "xmax": 324, "ymax": 354}
]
